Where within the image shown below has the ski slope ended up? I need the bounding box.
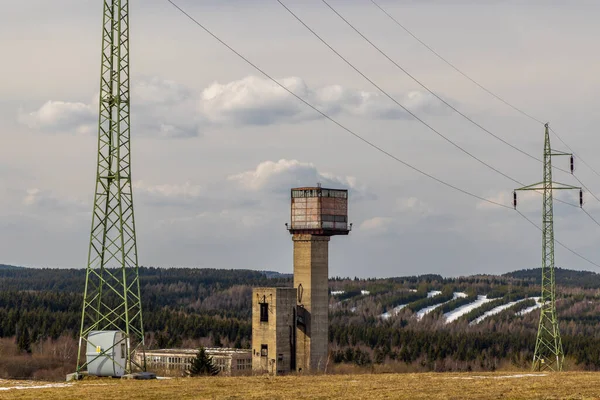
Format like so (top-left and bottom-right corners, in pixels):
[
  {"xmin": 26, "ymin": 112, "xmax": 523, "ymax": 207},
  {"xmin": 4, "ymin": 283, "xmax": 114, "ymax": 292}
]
[
  {"xmin": 416, "ymin": 292, "xmax": 467, "ymax": 320},
  {"xmin": 380, "ymin": 304, "xmax": 408, "ymax": 320},
  {"xmin": 516, "ymin": 298, "xmax": 542, "ymax": 316},
  {"xmin": 444, "ymin": 295, "xmax": 494, "ymax": 324}
]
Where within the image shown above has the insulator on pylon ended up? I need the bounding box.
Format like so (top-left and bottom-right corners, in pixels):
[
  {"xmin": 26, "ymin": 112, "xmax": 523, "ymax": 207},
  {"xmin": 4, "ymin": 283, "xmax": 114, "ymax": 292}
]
[
  {"xmin": 513, "ymin": 191, "xmax": 517, "ymax": 209},
  {"xmin": 580, "ymin": 189, "xmax": 583, "ymax": 207},
  {"xmin": 570, "ymin": 156, "xmax": 574, "ymax": 174}
]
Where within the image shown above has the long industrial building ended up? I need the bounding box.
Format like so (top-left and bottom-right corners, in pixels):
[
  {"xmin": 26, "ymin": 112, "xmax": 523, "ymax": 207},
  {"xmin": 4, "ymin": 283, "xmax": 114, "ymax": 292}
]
[{"xmin": 137, "ymin": 348, "xmax": 252, "ymax": 376}]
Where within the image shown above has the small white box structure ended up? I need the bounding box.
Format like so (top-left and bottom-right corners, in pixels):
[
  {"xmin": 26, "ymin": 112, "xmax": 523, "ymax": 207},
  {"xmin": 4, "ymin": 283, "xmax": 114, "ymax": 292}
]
[{"xmin": 86, "ymin": 330, "xmax": 127, "ymax": 377}]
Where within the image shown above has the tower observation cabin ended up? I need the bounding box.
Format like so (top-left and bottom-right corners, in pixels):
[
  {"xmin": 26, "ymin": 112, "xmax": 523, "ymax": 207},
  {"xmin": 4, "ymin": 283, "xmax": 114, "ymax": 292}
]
[{"xmin": 288, "ymin": 186, "xmax": 350, "ymax": 236}]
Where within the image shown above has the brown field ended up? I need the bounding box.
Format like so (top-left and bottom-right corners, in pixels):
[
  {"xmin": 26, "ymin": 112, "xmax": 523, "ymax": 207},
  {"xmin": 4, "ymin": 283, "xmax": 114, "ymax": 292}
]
[{"xmin": 1, "ymin": 372, "xmax": 600, "ymax": 400}]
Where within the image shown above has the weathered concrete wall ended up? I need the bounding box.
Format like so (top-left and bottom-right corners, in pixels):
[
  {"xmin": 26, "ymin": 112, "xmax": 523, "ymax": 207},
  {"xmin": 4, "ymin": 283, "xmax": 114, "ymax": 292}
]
[
  {"xmin": 251, "ymin": 287, "xmax": 297, "ymax": 375},
  {"xmin": 293, "ymin": 234, "xmax": 330, "ymax": 372}
]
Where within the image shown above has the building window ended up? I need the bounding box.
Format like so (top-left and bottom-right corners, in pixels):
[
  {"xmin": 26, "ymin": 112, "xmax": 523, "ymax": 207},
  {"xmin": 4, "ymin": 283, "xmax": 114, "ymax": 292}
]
[
  {"xmin": 260, "ymin": 302, "xmax": 269, "ymax": 322},
  {"xmin": 261, "ymin": 344, "xmax": 268, "ymax": 357}
]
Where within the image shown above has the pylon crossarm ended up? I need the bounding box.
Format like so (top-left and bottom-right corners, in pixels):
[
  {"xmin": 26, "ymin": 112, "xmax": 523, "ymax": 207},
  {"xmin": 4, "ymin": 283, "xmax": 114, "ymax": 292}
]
[
  {"xmin": 549, "ymin": 181, "xmax": 581, "ymax": 190},
  {"xmin": 550, "ymin": 150, "xmax": 572, "ymax": 157},
  {"xmin": 515, "ymin": 182, "xmax": 545, "ymax": 191}
]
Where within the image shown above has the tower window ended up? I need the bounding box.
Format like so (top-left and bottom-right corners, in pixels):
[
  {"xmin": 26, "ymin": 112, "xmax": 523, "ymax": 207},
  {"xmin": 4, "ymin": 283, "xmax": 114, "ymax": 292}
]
[
  {"xmin": 261, "ymin": 344, "xmax": 268, "ymax": 357},
  {"xmin": 260, "ymin": 302, "xmax": 269, "ymax": 322}
]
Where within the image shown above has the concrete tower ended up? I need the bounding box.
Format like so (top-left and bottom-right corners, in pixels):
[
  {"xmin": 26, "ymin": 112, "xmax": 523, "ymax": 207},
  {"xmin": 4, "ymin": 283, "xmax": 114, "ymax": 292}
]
[
  {"xmin": 289, "ymin": 186, "xmax": 350, "ymax": 372},
  {"xmin": 252, "ymin": 185, "xmax": 350, "ymax": 375}
]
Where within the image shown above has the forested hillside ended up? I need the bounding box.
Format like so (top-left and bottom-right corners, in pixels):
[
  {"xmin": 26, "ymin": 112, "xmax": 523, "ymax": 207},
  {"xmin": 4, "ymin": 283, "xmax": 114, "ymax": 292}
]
[{"xmin": 1, "ymin": 266, "xmax": 600, "ymax": 379}]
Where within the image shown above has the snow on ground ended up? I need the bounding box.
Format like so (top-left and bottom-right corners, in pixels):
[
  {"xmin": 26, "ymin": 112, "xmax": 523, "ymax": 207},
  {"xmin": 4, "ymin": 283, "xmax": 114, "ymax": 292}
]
[
  {"xmin": 470, "ymin": 298, "xmax": 527, "ymax": 325},
  {"xmin": 361, "ymin": 290, "xmax": 370, "ymax": 295},
  {"xmin": 380, "ymin": 290, "xmax": 453, "ymax": 320},
  {"xmin": 331, "ymin": 290, "xmax": 345, "ymax": 296},
  {"xmin": 380, "ymin": 304, "xmax": 408, "ymax": 320},
  {"xmin": 0, "ymin": 382, "xmax": 73, "ymax": 391},
  {"xmin": 451, "ymin": 373, "xmax": 547, "ymax": 380},
  {"xmin": 416, "ymin": 292, "xmax": 465, "ymax": 320},
  {"xmin": 516, "ymin": 297, "xmax": 542, "ymax": 316},
  {"xmin": 444, "ymin": 295, "xmax": 494, "ymax": 324}
]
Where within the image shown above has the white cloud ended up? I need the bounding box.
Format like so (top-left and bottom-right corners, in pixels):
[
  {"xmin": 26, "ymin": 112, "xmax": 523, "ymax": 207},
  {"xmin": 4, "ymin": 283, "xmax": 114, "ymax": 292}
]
[
  {"xmin": 201, "ymin": 75, "xmax": 443, "ymax": 126},
  {"xmin": 359, "ymin": 217, "xmax": 393, "ymax": 235},
  {"xmin": 22, "ymin": 188, "xmax": 87, "ymax": 212},
  {"xmin": 134, "ymin": 181, "xmax": 203, "ymax": 207},
  {"xmin": 19, "ymin": 77, "xmax": 202, "ymax": 138},
  {"xmin": 18, "ymin": 100, "xmax": 95, "ymax": 134},
  {"xmin": 396, "ymin": 197, "xmax": 434, "ymax": 217},
  {"xmin": 227, "ymin": 159, "xmax": 356, "ymax": 193},
  {"xmin": 19, "ymin": 75, "xmax": 445, "ymax": 137},
  {"xmin": 134, "ymin": 76, "xmax": 191, "ymax": 105}
]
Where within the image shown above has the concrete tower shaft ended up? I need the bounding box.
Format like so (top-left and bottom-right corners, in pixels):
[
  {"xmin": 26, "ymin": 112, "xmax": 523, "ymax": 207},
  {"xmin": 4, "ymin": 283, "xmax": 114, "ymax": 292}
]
[{"xmin": 293, "ymin": 234, "xmax": 330, "ymax": 371}]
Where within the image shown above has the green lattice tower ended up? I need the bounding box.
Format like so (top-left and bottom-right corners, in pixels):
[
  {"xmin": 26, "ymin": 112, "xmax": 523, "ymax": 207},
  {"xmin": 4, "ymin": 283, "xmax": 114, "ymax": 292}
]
[
  {"xmin": 514, "ymin": 123, "xmax": 580, "ymax": 372},
  {"xmin": 76, "ymin": 0, "xmax": 145, "ymax": 375}
]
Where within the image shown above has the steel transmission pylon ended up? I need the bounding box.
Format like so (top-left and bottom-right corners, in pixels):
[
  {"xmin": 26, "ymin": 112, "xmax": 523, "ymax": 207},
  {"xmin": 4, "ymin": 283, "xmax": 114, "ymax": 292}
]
[
  {"xmin": 513, "ymin": 123, "xmax": 582, "ymax": 372},
  {"xmin": 76, "ymin": 0, "xmax": 145, "ymax": 376}
]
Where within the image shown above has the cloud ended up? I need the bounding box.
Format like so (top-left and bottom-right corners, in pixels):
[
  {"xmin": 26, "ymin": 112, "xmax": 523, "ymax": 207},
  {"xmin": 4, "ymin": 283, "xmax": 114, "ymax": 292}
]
[
  {"xmin": 134, "ymin": 76, "xmax": 192, "ymax": 105},
  {"xmin": 19, "ymin": 77, "xmax": 203, "ymax": 138},
  {"xmin": 396, "ymin": 197, "xmax": 434, "ymax": 217},
  {"xmin": 201, "ymin": 75, "xmax": 444, "ymax": 126},
  {"xmin": 19, "ymin": 75, "xmax": 446, "ymax": 137},
  {"xmin": 134, "ymin": 181, "xmax": 203, "ymax": 207},
  {"xmin": 22, "ymin": 188, "xmax": 87, "ymax": 212},
  {"xmin": 18, "ymin": 100, "xmax": 96, "ymax": 134},
  {"xmin": 133, "ymin": 77, "xmax": 203, "ymax": 138},
  {"xmin": 359, "ymin": 217, "xmax": 393, "ymax": 235},
  {"xmin": 227, "ymin": 159, "xmax": 357, "ymax": 193}
]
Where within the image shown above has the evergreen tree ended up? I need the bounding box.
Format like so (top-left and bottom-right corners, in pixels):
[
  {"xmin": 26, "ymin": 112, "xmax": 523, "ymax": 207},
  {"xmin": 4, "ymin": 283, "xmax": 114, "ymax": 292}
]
[
  {"xmin": 188, "ymin": 347, "xmax": 219, "ymax": 376},
  {"xmin": 16, "ymin": 325, "xmax": 31, "ymax": 354}
]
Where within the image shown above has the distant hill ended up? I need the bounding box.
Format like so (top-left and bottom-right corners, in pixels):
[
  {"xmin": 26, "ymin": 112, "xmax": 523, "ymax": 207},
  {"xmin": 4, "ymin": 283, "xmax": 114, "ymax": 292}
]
[
  {"xmin": 0, "ymin": 264, "xmax": 24, "ymax": 270},
  {"xmin": 504, "ymin": 267, "xmax": 600, "ymax": 289},
  {"xmin": 261, "ymin": 270, "xmax": 293, "ymax": 279}
]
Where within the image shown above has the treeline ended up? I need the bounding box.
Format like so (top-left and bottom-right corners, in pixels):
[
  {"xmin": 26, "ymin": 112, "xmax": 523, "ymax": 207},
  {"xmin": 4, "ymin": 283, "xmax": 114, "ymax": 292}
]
[{"xmin": 3, "ymin": 266, "xmax": 600, "ymax": 374}]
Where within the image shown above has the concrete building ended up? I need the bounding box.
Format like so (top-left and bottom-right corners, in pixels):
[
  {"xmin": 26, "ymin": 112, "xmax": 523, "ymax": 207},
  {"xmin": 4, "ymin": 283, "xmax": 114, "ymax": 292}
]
[
  {"xmin": 137, "ymin": 348, "xmax": 252, "ymax": 376},
  {"xmin": 251, "ymin": 287, "xmax": 297, "ymax": 375},
  {"xmin": 252, "ymin": 186, "xmax": 350, "ymax": 375}
]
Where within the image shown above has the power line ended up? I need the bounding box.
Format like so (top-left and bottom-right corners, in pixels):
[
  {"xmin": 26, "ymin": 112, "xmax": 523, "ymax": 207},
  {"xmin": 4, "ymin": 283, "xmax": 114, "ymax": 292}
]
[
  {"xmin": 164, "ymin": 0, "xmax": 600, "ymax": 271},
  {"xmin": 516, "ymin": 210, "xmax": 600, "ymax": 269},
  {"xmin": 321, "ymin": 0, "xmax": 541, "ymax": 165},
  {"xmin": 277, "ymin": 0, "xmax": 522, "ymax": 187},
  {"xmin": 164, "ymin": 0, "xmax": 510, "ymax": 210},
  {"xmin": 278, "ymin": 0, "xmax": 580, "ymax": 209},
  {"xmin": 551, "ymin": 127, "xmax": 600, "ymax": 181},
  {"xmin": 369, "ymin": 0, "xmax": 545, "ymax": 126},
  {"xmin": 318, "ymin": 0, "xmax": 584, "ymax": 211},
  {"xmin": 370, "ymin": 0, "xmax": 600, "ymax": 188}
]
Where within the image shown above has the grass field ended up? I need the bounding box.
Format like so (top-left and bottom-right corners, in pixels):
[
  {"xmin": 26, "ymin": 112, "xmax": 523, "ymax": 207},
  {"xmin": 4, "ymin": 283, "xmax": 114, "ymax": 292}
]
[{"xmin": 1, "ymin": 372, "xmax": 599, "ymax": 399}]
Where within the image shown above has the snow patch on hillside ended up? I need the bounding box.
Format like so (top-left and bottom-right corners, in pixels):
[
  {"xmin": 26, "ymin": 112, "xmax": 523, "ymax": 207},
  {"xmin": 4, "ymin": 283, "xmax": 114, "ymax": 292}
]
[
  {"xmin": 427, "ymin": 290, "xmax": 442, "ymax": 298},
  {"xmin": 470, "ymin": 298, "xmax": 527, "ymax": 325},
  {"xmin": 380, "ymin": 304, "xmax": 408, "ymax": 320},
  {"xmin": 416, "ymin": 292, "xmax": 467, "ymax": 320},
  {"xmin": 444, "ymin": 295, "xmax": 494, "ymax": 324},
  {"xmin": 516, "ymin": 297, "xmax": 542, "ymax": 316}
]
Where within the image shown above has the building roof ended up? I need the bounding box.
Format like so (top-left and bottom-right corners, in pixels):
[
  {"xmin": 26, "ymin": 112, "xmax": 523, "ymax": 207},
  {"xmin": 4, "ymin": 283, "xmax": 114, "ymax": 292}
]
[{"xmin": 143, "ymin": 348, "xmax": 251, "ymax": 356}]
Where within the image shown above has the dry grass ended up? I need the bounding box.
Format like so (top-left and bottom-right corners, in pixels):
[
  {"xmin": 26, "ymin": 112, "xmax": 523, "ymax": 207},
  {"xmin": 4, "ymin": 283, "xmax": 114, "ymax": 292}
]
[{"xmin": 1, "ymin": 372, "xmax": 600, "ymax": 400}]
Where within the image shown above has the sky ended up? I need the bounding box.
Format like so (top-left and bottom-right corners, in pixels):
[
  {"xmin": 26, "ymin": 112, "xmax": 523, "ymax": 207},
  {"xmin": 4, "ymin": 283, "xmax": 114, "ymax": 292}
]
[{"xmin": 1, "ymin": 0, "xmax": 600, "ymax": 278}]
